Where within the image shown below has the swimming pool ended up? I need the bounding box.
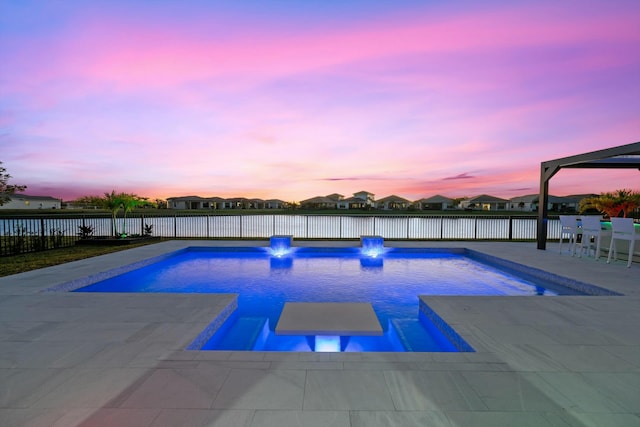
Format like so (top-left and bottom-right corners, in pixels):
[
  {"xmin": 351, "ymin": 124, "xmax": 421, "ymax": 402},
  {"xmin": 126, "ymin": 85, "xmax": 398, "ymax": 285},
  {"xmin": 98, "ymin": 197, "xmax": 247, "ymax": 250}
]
[{"xmin": 67, "ymin": 245, "xmax": 615, "ymax": 353}]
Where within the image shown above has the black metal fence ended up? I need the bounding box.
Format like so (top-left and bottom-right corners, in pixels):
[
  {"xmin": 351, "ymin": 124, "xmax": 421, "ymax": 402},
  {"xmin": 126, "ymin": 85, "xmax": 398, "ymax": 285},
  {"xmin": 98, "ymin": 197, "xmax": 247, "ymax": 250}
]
[{"xmin": 1, "ymin": 214, "xmax": 560, "ymax": 256}]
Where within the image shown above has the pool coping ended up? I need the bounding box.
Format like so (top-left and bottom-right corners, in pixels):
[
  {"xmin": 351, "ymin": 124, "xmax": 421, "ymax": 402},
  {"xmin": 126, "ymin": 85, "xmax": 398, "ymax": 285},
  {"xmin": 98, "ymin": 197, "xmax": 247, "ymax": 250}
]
[
  {"xmin": 39, "ymin": 242, "xmax": 626, "ymax": 356},
  {"xmin": 42, "ymin": 244, "xmax": 619, "ymax": 297}
]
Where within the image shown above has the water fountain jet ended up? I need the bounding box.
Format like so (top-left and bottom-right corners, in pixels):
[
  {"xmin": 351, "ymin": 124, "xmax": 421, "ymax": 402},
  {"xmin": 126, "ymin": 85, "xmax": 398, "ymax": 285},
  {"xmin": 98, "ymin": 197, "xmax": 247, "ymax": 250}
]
[
  {"xmin": 269, "ymin": 235, "xmax": 293, "ymax": 257},
  {"xmin": 360, "ymin": 235, "xmax": 385, "ymax": 258}
]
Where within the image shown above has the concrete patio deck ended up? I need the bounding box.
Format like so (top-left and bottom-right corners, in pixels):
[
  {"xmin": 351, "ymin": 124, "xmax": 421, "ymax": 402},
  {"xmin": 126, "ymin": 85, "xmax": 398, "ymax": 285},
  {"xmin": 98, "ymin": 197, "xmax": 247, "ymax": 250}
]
[{"xmin": 0, "ymin": 240, "xmax": 638, "ymax": 427}]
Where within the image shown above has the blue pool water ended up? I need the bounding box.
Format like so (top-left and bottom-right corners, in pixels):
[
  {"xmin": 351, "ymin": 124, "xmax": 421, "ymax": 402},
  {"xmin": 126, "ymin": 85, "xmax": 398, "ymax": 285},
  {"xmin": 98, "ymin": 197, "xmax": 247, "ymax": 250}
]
[{"xmin": 73, "ymin": 247, "xmax": 584, "ymax": 352}]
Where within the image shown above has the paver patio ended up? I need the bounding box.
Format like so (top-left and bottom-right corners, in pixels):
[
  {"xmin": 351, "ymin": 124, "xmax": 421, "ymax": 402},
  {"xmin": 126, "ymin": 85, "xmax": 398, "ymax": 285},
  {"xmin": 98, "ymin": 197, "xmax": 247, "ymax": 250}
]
[{"xmin": 0, "ymin": 240, "xmax": 638, "ymax": 427}]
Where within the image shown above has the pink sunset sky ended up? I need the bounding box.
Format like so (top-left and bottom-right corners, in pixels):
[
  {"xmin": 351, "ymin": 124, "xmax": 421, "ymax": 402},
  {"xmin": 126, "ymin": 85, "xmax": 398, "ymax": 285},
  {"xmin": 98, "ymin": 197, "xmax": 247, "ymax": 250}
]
[{"xmin": 1, "ymin": 0, "xmax": 639, "ymax": 202}]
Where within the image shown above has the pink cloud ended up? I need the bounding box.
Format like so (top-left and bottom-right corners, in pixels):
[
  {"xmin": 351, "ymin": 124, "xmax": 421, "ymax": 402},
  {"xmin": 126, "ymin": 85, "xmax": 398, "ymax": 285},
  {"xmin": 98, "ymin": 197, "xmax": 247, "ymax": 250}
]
[{"xmin": 5, "ymin": 3, "xmax": 636, "ymax": 93}]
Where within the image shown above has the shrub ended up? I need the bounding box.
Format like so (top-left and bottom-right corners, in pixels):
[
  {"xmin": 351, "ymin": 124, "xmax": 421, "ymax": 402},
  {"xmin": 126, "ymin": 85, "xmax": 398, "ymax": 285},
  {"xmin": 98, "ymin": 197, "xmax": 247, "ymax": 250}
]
[{"xmin": 78, "ymin": 224, "xmax": 94, "ymax": 239}]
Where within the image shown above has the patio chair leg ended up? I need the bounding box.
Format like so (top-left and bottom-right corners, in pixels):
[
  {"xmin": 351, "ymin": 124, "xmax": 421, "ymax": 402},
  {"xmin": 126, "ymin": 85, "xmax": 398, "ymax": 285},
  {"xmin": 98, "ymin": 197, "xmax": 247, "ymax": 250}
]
[
  {"xmin": 578, "ymin": 234, "xmax": 591, "ymax": 258},
  {"xmin": 607, "ymin": 238, "xmax": 615, "ymax": 264}
]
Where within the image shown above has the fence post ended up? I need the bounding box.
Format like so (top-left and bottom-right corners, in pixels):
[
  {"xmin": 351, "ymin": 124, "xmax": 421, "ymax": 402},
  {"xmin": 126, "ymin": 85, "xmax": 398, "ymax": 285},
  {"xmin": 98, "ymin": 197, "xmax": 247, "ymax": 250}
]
[
  {"xmin": 406, "ymin": 216, "xmax": 410, "ymax": 239},
  {"xmin": 40, "ymin": 218, "xmax": 46, "ymax": 251},
  {"xmin": 508, "ymin": 216, "xmax": 513, "ymax": 240},
  {"xmin": 474, "ymin": 217, "xmax": 478, "ymax": 240},
  {"xmin": 141, "ymin": 215, "xmax": 144, "ymax": 236},
  {"xmin": 174, "ymin": 214, "xmax": 177, "ymax": 238}
]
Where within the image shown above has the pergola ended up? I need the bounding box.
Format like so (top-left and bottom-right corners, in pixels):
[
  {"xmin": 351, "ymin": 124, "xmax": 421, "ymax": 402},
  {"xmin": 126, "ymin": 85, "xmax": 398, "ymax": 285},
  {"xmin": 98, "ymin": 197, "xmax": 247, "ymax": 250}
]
[{"xmin": 537, "ymin": 141, "xmax": 640, "ymax": 250}]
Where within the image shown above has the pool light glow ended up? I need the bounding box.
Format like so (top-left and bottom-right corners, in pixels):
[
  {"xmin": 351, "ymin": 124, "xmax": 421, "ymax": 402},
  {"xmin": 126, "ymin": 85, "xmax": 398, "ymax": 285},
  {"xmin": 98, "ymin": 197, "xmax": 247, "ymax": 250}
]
[
  {"xmin": 314, "ymin": 335, "xmax": 341, "ymax": 352},
  {"xmin": 269, "ymin": 235, "xmax": 293, "ymax": 257},
  {"xmin": 360, "ymin": 235, "xmax": 385, "ymax": 258}
]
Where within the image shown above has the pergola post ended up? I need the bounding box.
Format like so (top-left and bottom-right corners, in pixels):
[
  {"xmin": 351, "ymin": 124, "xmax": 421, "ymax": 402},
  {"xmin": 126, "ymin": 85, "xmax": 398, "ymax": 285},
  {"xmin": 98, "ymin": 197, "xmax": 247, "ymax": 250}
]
[
  {"xmin": 537, "ymin": 166, "xmax": 550, "ymax": 250},
  {"xmin": 537, "ymin": 162, "xmax": 560, "ymax": 250}
]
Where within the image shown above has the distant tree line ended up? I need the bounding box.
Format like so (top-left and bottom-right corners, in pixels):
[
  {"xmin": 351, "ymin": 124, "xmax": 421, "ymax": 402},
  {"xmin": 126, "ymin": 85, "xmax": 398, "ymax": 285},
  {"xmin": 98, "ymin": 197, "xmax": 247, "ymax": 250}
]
[
  {"xmin": 579, "ymin": 189, "xmax": 640, "ymax": 218},
  {"xmin": 74, "ymin": 191, "xmax": 162, "ymax": 236}
]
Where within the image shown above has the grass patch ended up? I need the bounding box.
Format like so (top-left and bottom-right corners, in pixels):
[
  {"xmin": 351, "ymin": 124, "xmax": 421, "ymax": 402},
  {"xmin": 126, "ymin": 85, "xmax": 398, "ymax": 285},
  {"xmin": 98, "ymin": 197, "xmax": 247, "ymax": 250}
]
[{"xmin": 0, "ymin": 240, "xmax": 161, "ymax": 277}]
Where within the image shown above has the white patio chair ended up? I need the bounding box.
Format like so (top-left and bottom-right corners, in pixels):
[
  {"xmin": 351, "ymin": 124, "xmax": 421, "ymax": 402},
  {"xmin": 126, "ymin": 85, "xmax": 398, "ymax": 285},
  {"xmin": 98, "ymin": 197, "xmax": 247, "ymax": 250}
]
[
  {"xmin": 606, "ymin": 218, "xmax": 640, "ymax": 268},
  {"xmin": 559, "ymin": 215, "xmax": 581, "ymax": 256},
  {"xmin": 577, "ymin": 215, "xmax": 609, "ymax": 260}
]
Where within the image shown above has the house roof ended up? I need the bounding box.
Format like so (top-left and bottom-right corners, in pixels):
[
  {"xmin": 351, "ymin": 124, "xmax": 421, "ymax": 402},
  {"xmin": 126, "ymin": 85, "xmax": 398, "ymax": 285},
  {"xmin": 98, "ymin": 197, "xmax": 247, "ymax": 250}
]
[
  {"xmin": 339, "ymin": 196, "xmax": 367, "ymax": 203},
  {"xmin": 164, "ymin": 192, "xmax": 597, "ymax": 208},
  {"xmin": 300, "ymin": 196, "xmax": 336, "ymax": 204},
  {"xmin": 510, "ymin": 194, "xmax": 592, "ymax": 203},
  {"xmin": 7, "ymin": 194, "xmax": 61, "ymax": 201},
  {"xmin": 166, "ymin": 195, "xmax": 210, "ymax": 201},
  {"xmin": 325, "ymin": 193, "xmax": 344, "ymax": 201},
  {"xmin": 509, "ymin": 194, "xmax": 538, "ymax": 203},
  {"xmin": 376, "ymin": 195, "xmax": 411, "ymax": 203},
  {"xmin": 418, "ymin": 195, "xmax": 453, "ymax": 203},
  {"xmin": 565, "ymin": 194, "xmax": 597, "ymax": 201},
  {"xmin": 467, "ymin": 194, "xmax": 509, "ymax": 203},
  {"xmin": 548, "ymin": 195, "xmax": 586, "ymax": 203}
]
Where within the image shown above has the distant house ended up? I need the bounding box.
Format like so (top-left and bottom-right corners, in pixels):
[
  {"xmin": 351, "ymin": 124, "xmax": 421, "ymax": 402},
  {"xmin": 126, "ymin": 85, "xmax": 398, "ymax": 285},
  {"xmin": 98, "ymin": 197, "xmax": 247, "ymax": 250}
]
[
  {"xmin": 509, "ymin": 194, "xmax": 538, "ymax": 212},
  {"xmin": 209, "ymin": 197, "xmax": 227, "ymax": 209},
  {"xmin": 336, "ymin": 191, "xmax": 375, "ymax": 210},
  {"xmin": 508, "ymin": 194, "xmax": 589, "ymax": 212},
  {"xmin": 239, "ymin": 198, "xmax": 267, "ymax": 209},
  {"xmin": 460, "ymin": 194, "xmax": 508, "ymax": 211},
  {"xmin": 265, "ymin": 199, "xmax": 287, "ymax": 209},
  {"xmin": 0, "ymin": 194, "xmax": 62, "ymax": 210},
  {"xmin": 415, "ymin": 195, "xmax": 454, "ymax": 210},
  {"xmin": 549, "ymin": 195, "xmax": 587, "ymax": 213},
  {"xmin": 376, "ymin": 195, "xmax": 412, "ymax": 210},
  {"xmin": 223, "ymin": 197, "xmax": 247, "ymax": 209},
  {"xmin": 299, "ymin": 196, "xmax": 338, "ymax": 209},
  {"xmin": 325, "ymin": 193, "xmax": 344, "ymax": 202},
  {"xmin": 167, "ymin": 196, "xmax": 289, "ymax": 210},
  {"xmin": 336, "ymin": 197, "xmax": 367, "ymax": 210},
  {"xmin": 167, "ymin": 196, "xmax": 214, "ymax": 210},
  {"xmin": 353, "ymin": 191, "xmax": 375, "ymax": 205}
]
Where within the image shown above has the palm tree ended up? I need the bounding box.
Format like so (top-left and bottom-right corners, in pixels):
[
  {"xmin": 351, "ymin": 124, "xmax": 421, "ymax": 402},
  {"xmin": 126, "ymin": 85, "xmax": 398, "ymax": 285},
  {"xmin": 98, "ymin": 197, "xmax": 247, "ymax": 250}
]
[
  {"xmin": 102, "ymin": 191, "xmax": 123, "ymax": 237},
  {"xmin": 616, "ymin": 190, "xmax": 640, "ymax": 217},
  {"xmin": 119, "ymin": 193, "xmax": 143, "ymax": 236},
  {"xmin": 579, "ymin": 189, "xmax": 640, "ymax": 218}
]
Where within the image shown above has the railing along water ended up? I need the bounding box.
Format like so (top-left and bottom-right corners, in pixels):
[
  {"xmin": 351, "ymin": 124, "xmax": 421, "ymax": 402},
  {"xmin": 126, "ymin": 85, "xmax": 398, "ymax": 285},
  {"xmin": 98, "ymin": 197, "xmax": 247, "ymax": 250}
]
[{"xmin": 1, "ymin": 214, "xmax": 559, "ymax": 256}]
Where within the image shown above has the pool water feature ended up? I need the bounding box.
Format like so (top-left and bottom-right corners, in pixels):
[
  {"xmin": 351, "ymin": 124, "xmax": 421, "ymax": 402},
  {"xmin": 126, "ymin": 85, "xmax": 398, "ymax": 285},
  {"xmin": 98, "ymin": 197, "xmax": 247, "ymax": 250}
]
[
  {"xmin": 268, "ymin": 235, "xmax": 293, "ymax": 257},
  {"xmin": 360, "ymin": 235, "xmax": 386, "ymax": 258},
  {"xmin": 70, "ymin": 246, "xmax": 611, "ymax": 353}
]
